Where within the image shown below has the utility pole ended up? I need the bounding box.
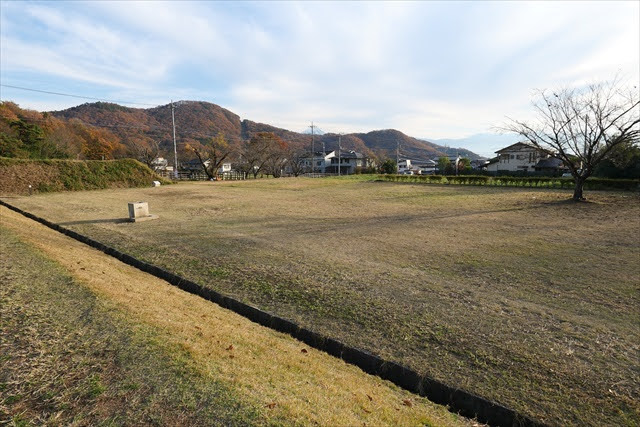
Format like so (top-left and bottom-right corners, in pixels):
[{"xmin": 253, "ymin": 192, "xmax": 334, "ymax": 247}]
[
  {"xmin": 310, "ymin": 121, "xmax": 315, "ymax": 174},
  {"xmin": 321, "ymin": 139, "xmax": 326, "ymax": 174},
  {"xmin": 338, "ymin": 133, "xmax": 342, "ymax": 176},
  {"xmin": 171, "ymin": 101, "xmax": 178, "ymax": 179},
  {"xmin": 396, "ymin": 140, "xmax": 400, "ymax": 173}
]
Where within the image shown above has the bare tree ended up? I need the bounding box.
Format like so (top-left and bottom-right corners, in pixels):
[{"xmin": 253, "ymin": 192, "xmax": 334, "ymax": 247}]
[
  {"xmin": 244, "ymin": 132, "xmax": 279, "ymax": 178},
  {"xmin": 286, "ymin": 148, "xmax": 308, "ymax": 176},
  {"xmin": 502, "ymin": 78, "xmax": 639, "ymax": 200},
  {"xmin": 130, "ymin": 139, "xmax": 160, "ymax": 170},
  {"xmin": 186, "ymin": 133, "xmax": 232, "ymax": 180},
  {"xmin": 263, "ymin": 133, "xmax": 288, "ymax": 178}
]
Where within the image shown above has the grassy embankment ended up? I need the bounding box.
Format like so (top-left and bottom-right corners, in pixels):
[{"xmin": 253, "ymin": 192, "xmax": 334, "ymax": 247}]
[
  {"xmin": 0, "ymin": 157, "xmax": 169, "ymax": 195},
  {"xmin": 4, "ymin": 177, "xmax": 639, "ymax": 426},
  {"xmin": 0, "ymin": 206, "xmax": 468, "ymax": 426},
  {"xmin": 0, "ymin": 226, "xmax": 259, "ymax": 425}
]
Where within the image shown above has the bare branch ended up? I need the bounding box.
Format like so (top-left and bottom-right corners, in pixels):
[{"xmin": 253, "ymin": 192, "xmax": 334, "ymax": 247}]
[{"xmin": 501, "ymin": 78, "xmax": 639, "ymax": 199}]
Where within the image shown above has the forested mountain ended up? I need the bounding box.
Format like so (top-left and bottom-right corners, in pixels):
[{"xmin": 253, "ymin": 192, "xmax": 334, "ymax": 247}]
[
  {"xmin": 2, "ymin": 100, "xmax": 480, "ymax": 162},
  {"xmin": 316, "ymin": 130, "xmax": 480, "ymax": 161}
]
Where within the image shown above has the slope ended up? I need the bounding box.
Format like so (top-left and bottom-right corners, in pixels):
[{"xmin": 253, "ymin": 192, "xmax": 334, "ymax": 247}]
[{"xmin": 50, "ymin": 101, "xmax": 480, "ymax": 160}]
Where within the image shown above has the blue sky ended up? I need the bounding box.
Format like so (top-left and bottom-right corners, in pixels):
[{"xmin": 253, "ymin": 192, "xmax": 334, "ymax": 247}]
[{"xmin": 1, "ymin": 1, "xmax": 638, "ymax": 155}]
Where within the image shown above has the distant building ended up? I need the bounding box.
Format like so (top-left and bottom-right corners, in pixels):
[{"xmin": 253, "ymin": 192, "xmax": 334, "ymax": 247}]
[
  {"xmin": 470, "ymin": 158, "xmax": 489, "ymax": 170},
  {"xmin": 300, "ymin": 150, "xmax": 366, "ymax": 174},
  {"xmin": 413, "ymin": 159, "xmax": 437, "ymax": 175},
  {"xmin": 300, "ymin": 151, "xmax": 334, "ymax": 173},
  {"xmin": 486, "ymin": 142, "xmax": 566, "ymax": 175},
  {"xmin": 397, "ymin": 159, "xmax": 413, "ymax": 173},
  {"xmin": 182, "ymin": 158, "xmax": 209, "ymax": 172},
  {"xmin": 181, "ymin": 159, "xmax": 232, "ymax": 174},
  {"xmin": 327, "ymin": 150, "xmax": 366, "ymax": 174},
  {"xmin": 151, "ymin": 157, "xmax": 169, "ymax": 171}
]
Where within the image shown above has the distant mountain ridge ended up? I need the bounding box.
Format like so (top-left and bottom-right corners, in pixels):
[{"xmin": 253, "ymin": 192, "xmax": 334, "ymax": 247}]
[
  {"xmin": 426, "ymin": 133, "xmax": 522, "ymax": 158},
  {"xmin": 52, "ymin": 100, "xmax": 481, "ymax": 160}
]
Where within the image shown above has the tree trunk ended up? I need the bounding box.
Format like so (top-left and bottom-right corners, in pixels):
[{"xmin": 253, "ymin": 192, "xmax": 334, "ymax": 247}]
[
  {"xmin": 573, "ymin": 177, "xmax": 585, "ymax": 200},
  {"xmin": 205, "ymin": 169, "xmax": 215, "ymax": 180}
]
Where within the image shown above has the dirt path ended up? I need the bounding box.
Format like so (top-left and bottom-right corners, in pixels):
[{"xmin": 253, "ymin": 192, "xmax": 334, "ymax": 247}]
[{"xmin": 0, "ymin": 205, "xmax": 471, "ymax": 426}]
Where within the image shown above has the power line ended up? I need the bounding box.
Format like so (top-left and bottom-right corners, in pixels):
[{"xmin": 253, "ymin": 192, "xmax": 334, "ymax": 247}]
[
  {"xmin": 0, "ymin": 84, "xmax": 158, "ymax": 106},
  {"xmin": 2, "ymin": 84, "xmax": 462, "ymax": 159},
  {"xmin": 310, "ymin": 121, "xmax": 315, "ymax": 174}
]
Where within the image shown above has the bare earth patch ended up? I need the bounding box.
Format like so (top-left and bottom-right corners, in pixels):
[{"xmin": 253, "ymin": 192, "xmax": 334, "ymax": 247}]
[{"xmin": 4, "ymin": 177, "xmax": 639, "ymax": 425}]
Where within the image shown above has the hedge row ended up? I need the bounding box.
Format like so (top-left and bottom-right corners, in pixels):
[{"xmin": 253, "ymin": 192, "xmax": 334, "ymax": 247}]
[
  {"xmin": 0, "ymin": 157, "xmax": 170, "ymax": 195},
  {"xmin": 377, "ymin": 174, "xmax": 640, "ymax": 191}
]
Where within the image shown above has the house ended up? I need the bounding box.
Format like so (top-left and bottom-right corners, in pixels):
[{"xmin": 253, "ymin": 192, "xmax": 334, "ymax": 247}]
[
  {"xmin": 413, "ymin": 159, "xmax": 437, "ymax": 175},
  {"xmin": 396, "ymin": 158, "xmax": 437, "ymax": 175},
  {"xmin": 486, "ymin": 142, "xmax": 566, "ymax": 175},
  {"xmin": 470, "ymin": 158, "xmax": 489, "ymax": 170},
  {"xmin": 300, "ymin": 150, "xmax": 367, "ymax": 174},
  {"xmin": 328, "ymin": 150, "xmax": 366, "ymax": 174},
  {"xmin": 300, "ymin": 151, "xmax": 334, "ymax": 173},
  {"xmin": 182, "ymin": 159, "xmax": 233, "ymax": 174},
  {"xmin": 486, "ymin": 142, "xmax": 546, "ymax": 173},
  {"xmin": 151, "ymin": 157, "xmax": 169, "ymax": 171},
  {"xmin": 534, "ymin": 157, "xmax": 566, "ymax": 175},
  {"xmin": 397, "ymin": 159, "xmax": 413, "ymax": 173},
  {"xmin": 182, "ymin": 158, "xmax": 209, "ymax": 172}
]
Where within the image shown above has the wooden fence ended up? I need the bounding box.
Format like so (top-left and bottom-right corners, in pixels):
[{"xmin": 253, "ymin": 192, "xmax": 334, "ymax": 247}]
[{"xmin": 158, "ymin": 171, "xmax": 246, "ymax": 181}]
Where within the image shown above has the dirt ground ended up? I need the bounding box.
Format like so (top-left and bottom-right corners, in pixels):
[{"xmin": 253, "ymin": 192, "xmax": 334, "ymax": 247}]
[{"xmin": 4, "ymin": 177, "xmax": 639, "ymax": 426}]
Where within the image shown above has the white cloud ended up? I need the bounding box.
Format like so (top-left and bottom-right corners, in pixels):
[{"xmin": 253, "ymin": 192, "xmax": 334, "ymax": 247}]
[{"xmin": 1, "ymin": 0, "xmax": 638, "ymax": 150}]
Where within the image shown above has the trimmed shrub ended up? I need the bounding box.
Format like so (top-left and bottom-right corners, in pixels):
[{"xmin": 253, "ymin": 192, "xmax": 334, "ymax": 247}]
[{"xmin": 376, "ymin": 173, "xmax": 638, "ymax": 192}]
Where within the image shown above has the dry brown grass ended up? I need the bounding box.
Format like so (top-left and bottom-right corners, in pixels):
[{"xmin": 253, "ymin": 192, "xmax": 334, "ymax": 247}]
[
  {"xmin": 0, "ymin": 205, "xmax": 469, "ymax": 426},
  {"xmin": 5, "ymin": 176, "xmax": 640, "ymax": 425},
  {"xmin": 1, "ymin": 227, "xmax": 259, "ymax": 426}
]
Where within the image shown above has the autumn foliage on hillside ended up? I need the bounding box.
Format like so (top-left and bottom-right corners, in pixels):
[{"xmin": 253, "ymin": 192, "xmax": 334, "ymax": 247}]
[
  {"xmin": 0, "ymin": 102, "xmax": 126, "ymax": 160},
  {"xmin": 1, "ymin": 100, "xmax": 476, "ymax": 167}
]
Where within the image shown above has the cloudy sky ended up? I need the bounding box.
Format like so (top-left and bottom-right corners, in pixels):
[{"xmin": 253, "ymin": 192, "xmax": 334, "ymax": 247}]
[{"xmin": 1, "ymin": 1, "xmax": 638, "ymax": 153}]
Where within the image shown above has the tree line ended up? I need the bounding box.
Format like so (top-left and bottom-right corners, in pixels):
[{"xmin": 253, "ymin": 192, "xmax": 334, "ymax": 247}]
[
  {"xmin": 0, "ymin": 102, "xmax": 127, "ymax": 160},
  {"xmin": 2, "ymin": 74, "xmax": 637, "ymax": 198},
  {"xmin": 0, "ymin": 101, "xmax": 397, "ymax": 177}
]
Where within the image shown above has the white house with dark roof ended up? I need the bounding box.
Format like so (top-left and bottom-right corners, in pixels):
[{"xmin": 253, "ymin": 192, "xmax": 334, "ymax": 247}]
[
  {"xmin": 299, "ymin": 150, "xmax": 367, "ymax": 174},
  {"xmin": 486, "ymin": 142, "xmax": 567, "ymax": 174},
  {"xmin": 327, "ymin": 150, "xmax": 366, "ymax": 174},
  {"xmin": 413, "ymin": 159, "xmax": 437, "ymax": 174},
  {"xmin": 300, "ymin": 151, "xmax": 334, "ymax": 173}
]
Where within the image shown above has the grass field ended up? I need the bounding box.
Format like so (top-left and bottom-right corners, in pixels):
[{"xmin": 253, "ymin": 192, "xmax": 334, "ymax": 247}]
[
  {"xmin": 4, "ymin": 176, "xmax": 639, "ymax": 426},
  {"xmin": 1, "ymin": 206, "xmax": 468, "ymax": 426},
  {"xmin": 0, "ymin": 225, "xmax": 259, "ymax": 426}
]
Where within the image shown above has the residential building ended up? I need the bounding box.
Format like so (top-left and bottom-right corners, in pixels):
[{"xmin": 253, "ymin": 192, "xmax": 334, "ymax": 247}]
[
  {"xmin": 151, "ymin": 157, "xmax": 169, "ymax": 171},
  {"xmin": 397, "ymin": 159, "xmax": 413, "ymax": 173},
  {"xmin": 181, "ymin": 159, "xmax": 233, "ymax": 174},
  {"xmin": 300, "ymin": 151, "xmax": 334, "ymax": 173},
  {"xmin": 470, "ymin": 158, "xmax": 489, "ymax": 170},
  {"xmin": 300, "ymin": 150, "xmax": 367, "ymax": 174},
  {"xmin": 486, "ymin": 142, "xmax": 566, "ymax": 175},
  {"xmin": 413, "ymin": 159, "xmax": 437, "ymax": 175},
  {"xmin": 327, "ymin": 150, "xmax": 366, "ymax": 174}
]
